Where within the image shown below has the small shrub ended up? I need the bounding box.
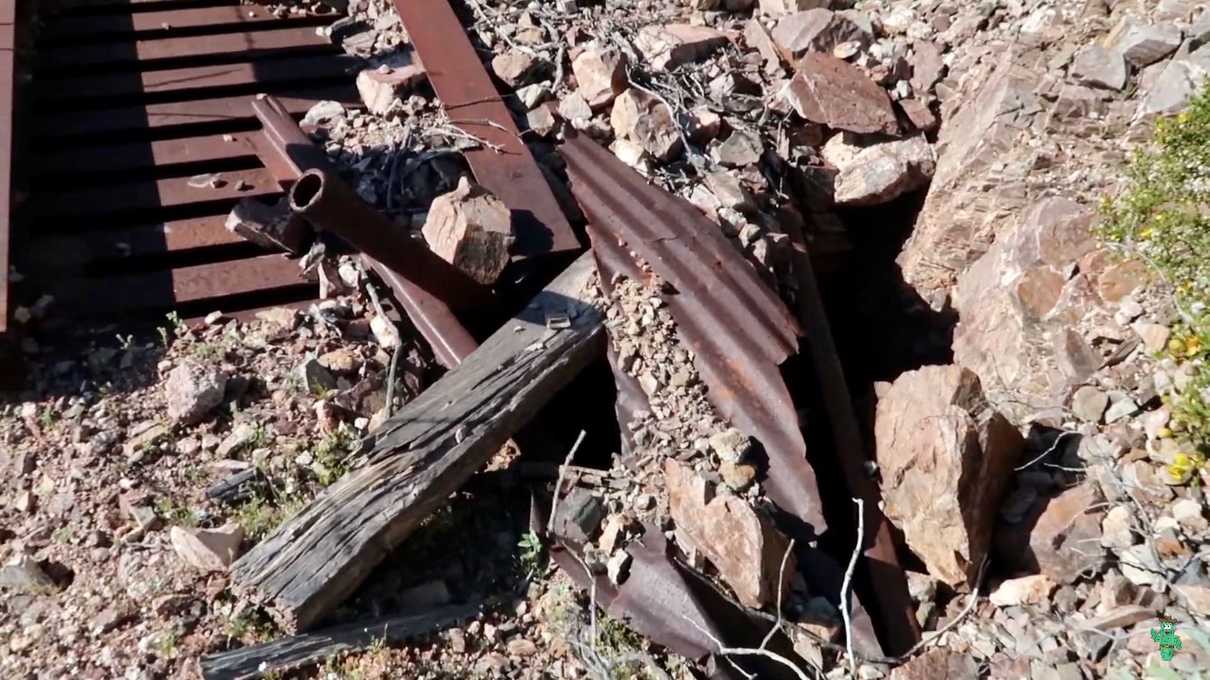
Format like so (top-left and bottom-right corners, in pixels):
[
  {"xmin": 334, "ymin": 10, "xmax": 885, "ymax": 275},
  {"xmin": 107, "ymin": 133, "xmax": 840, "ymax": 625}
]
[{"xmin": 1099, "ymin": 80, "xmax": 1210, "ymax": 481}]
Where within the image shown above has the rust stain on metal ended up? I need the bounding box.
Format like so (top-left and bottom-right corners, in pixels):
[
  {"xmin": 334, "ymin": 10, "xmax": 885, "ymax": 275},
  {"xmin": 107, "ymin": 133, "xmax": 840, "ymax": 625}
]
[
  {"xmin": 251, "ymin": 95, "xmax": 481, "ymax": 367},
  {"xmin": 391, "ymin": 0, "xmax": 579, "ymax": 259},
  {"xmin": 561, "ymin": 131, "xmax": 826, "ymax": 534}
]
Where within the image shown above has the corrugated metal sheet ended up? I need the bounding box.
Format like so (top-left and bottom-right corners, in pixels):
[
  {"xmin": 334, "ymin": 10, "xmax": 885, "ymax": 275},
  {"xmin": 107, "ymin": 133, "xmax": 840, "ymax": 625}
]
[{"xmin": 562, "ymin": 131, "xmax": 826, "ymax": 534}]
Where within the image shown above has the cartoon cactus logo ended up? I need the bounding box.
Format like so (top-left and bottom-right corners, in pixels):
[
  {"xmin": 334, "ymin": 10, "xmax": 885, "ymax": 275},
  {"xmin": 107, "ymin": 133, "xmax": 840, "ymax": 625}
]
[{"xmin": 1151, "ymin": 618, "xmax": 1182, "ymax": 662}]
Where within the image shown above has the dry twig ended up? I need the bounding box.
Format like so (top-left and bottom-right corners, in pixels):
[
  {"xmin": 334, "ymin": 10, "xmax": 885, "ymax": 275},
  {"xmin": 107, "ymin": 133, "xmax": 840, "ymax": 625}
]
[
  {"xmin": 841, "ymin": 497, "xmax": 864, "ymax": 678},
  {"xmin": 547, "ymin": 430, "xmax": 588, "ymax": 537}
]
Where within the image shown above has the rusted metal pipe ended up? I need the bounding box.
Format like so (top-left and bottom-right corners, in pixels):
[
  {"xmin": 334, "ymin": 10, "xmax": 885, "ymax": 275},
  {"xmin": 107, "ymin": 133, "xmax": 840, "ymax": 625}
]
[
  {"xmin": 288, "ymin": 168, "xmax": 490, "ymax": 312},
  {"xmin": 250, "ymin": 94, "xmax": 333, "ymax": 182},
  {"xmin": 248, "ymin": 94, "xmax": 482, "ymax": 366}
]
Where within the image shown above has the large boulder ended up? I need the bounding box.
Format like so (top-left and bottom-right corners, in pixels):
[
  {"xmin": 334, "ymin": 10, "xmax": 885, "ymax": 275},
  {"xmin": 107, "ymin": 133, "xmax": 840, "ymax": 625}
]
[
  {"xmin": 896, "ymin": 57, "xmax": 1042, "ymax": 310},
  {"xmin": 780, "ymin": 53, "xmax": 899, "ymax": 135},
  {"xmin": 874, "ymin": 365, "xmax": 1024, "ymax": 587},
  {"xmin": 951, "ymin": 197, "xmax": 1105, "ymax": 422}
]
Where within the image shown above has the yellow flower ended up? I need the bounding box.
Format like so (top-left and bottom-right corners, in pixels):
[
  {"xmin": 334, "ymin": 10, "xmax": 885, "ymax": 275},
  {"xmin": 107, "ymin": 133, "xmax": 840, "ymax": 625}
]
[
  {"xmin": 1139, "ymin": 228, "xmax": 1154, "ymax": 239},
  {"xmin": 1158, "ymin": 427, "xmax": 1173, "ymax": 439}
]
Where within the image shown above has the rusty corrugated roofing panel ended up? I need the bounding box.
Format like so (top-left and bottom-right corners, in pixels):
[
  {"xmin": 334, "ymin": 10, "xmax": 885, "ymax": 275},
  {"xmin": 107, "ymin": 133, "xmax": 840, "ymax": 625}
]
[{"xmin": 562, "ymin": 131, "xmax": 826, "ymax": 534}]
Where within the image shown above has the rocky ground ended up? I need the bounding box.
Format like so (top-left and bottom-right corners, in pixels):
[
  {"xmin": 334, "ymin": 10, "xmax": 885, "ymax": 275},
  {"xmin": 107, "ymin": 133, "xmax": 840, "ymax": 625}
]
[{"xmin": 4, "ymin": 0, "xmax": 1210, "ymax": 678}]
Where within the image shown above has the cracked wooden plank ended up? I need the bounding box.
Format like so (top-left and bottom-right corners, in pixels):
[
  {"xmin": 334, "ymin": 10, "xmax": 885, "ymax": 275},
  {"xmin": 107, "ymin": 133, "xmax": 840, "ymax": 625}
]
[{"xmin": 229, "ymin": 252, "xmax": 604, "ymax": 631}]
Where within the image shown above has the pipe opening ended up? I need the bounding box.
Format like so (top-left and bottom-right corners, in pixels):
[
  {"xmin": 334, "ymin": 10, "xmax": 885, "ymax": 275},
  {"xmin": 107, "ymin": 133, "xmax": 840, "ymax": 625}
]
[{"xmin": 290, "ymin": 170, "xmax": 324, "ymax": 212}]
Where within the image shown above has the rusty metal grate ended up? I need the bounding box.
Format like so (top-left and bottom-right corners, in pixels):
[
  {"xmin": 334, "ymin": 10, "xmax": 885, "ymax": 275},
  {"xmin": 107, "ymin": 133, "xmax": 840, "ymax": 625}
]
[{"xmin": 16, "ymin": 0, "xmax": 357, "ymax": 325}]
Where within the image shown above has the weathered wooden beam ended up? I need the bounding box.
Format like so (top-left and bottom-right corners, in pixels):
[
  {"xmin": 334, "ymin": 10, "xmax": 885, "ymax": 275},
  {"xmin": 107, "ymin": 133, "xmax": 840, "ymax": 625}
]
[
  {"xmin": 198, "ymin": 603, "xmax": 481, "ymax": 680},
  {"xmin": 230, "ymin": 252, "xmax": 604, "ymax": 632}
]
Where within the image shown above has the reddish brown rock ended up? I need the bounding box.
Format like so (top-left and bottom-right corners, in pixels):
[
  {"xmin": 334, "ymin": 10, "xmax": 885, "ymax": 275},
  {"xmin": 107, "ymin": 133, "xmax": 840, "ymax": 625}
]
[
  {"xmin": 897, "ymin": 59, "xmax": 1041, "ymax": 310},
  {"xmin": 821, "ymin": 133, "xmax": 935, "ymax": 206},
  {"xmin": 759, "ymin": 0, "xmax": 828, "ymax": 17},
  {"xmin": 909, "ymin": 40, "xmax": 945, "ymax": 94},
  {"xmin": 874, "ymin": 365, "xmax": 1023, "ymax": 587},
  {"xmin": 889, "ymin": 648, "xmax": 979, "ymax": 680},
  {"xmin": 771, "ymin": 9, "xmax": 871, "ymax": 61},
  {"xmin": 900, "ymin": 98, "xmax": 939, "ymax": 133},
  {"xmin": 170, "ymin": 523, "xmax": 244, "ymax": 572},
  {"xmin": 165, "ymin": 361, "xmax": 227, "ymax": 425},
  {"xmin": 782, "ymin": 53, "xmax": 898, "ymax": 134},
  {"xmin": 665, "ymin": 459, "xmax": 795, "ymax": 608},
  {"xmin": 421, "ymin": 177, "xmax": 515, "ymax": 285},
  {"xmin": 989, "ymin": 574, "xmax": 1055, "ymax": 607},
  {"xmin": 952, "ymin": 198, "xmax": 1102, "ymax": 422},
  {"xmin": 635, "ymin": 24, "xmax": 728, "ymax": 71},
  {"xmin": 571, "ymin": 48, "xmax": 628, "ymax": 110},
  {"xmin": 745, "ymin": 19, "xmax": 783, "ymax": 68},
  {"xmin": 996, "ymin": 481, "xmax": 1105, "ymax": 584},
  {"xmin": 491, "ymin": 49, "xmax": 541, "ymax": 87},
  {"xmin": 356, "ymin": 64, "xmax": 427, "ymax": 115},
  {"xmin": 611, "ymin": 88, "xmax": 683, "ymax": 161}
]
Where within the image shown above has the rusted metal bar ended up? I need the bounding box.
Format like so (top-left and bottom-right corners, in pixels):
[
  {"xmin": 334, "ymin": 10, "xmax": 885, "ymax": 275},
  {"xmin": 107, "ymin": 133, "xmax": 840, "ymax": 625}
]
[
  {"xmin": 391, "ymin": 0, "xmax": 578, "ymax": 259},
  {"xmin": 250, "ymin": 94, "xmax": 336, "ymax": 183},
  {"xmin": 786, "ymin": 235, "xmax": 921, "ymax": 654},
  {"xmin": 249, "ymin": 94, "xmax": 483, "ymax": 365},
  {"xmin": 362, "ymin": 255, "xmax": 477, "ymax": 368}
]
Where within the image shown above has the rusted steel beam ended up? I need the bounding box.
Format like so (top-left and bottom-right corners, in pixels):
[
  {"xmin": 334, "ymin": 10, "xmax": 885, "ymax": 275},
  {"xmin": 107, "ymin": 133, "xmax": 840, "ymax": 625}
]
[
  {"xmin": 362, "ymin": 256, "xmax": 477, "ymax": 368},
  {"xmin": 42, "ymin": 88, "xmax": 351, "ymax": 137},
  {"xmin": 391, "ymin": 0, "xmax": 578, "ymax": 259},
  {"xmin": 787, "ymin": 237, "xmax": 920, "ymax": 655},
  {"xmin": 42, "ymin": 5, "xmax": 331, "ymax": 42},
  {"xmin": 249, "ymin": 95, "xmax": 483, "ymax": 364},
  {"xmin": 39, "ymin": 25, "xmax": 335, "ymax": 69}
]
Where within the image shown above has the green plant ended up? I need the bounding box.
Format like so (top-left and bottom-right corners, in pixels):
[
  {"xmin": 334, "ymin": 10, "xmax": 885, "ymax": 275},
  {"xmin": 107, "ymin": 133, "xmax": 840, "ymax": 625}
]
[
  {"xmin": 1098, "ymin": 84, "xmax": 1210, "ymax": 303},
  {"xmin": 155, "ymin": 629, "xmax": 180, "ymax": 658},
  {"xmin": 190, "ymin": 341, "xmax": 223, "ymax": 362},
  {"xmin": 155, "ymin": 497, "xmax": 197, "ymax": 527},
  {"xmin": 234, "ymin": 493, "xmax": 304, "ymax": 540},
  {"xmin": 225, "ymin": 607, "xmax": 279, "ymax": 643},
  {"xmin": 37, "ymin": 408, "xmax": 58, "ymax": 430},
  {"xmin": 517, "ymin": 530, "xmax": 547, "ymax": 578},
  {"xmin": 312, "ymin": 428, "xmax": 355, "ymax": 486},
  {"xmin": 1100, "ymin": 80, "xmax": 1210, "ymax": 479}
]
